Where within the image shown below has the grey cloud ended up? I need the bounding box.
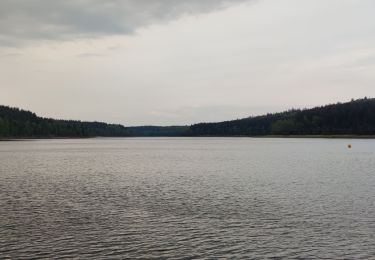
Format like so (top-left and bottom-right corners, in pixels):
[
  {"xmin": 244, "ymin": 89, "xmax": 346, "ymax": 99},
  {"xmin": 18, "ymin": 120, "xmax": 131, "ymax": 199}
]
[
  {"xmin": 0, "ymin": 52, "xmax": 23, "ymax": 57},
  {"xmin": 76, "ymin": 52, "xmax": 106, "ymax": 58},
  {"xmin": 0, "ymin": 0, "xmax": 249, "ymax": 46}
]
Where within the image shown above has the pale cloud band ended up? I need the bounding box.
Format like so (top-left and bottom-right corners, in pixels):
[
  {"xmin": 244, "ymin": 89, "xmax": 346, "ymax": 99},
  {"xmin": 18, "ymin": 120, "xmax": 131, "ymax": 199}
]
[{"xmin": 0, "ymin": 0, "xmax": 249, "ymax": 46}]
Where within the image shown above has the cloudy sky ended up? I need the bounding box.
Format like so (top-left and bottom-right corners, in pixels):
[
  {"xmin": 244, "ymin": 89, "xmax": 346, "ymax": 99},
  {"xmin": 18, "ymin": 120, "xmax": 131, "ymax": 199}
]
[{"xmin": 1, "ymin": 0, "xmax": 374, "ymax": 125}]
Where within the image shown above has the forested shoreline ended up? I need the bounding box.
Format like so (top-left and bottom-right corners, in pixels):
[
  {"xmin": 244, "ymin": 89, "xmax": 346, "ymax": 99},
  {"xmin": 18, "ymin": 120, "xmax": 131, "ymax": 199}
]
[
  {"xmin": 190, "ymin": 98, "xmax": 375, "ymax": 136},
  {"xmin": 1, "ymin": 98, "xmax": 374, "ymax": 138},
  {"xmin": 0, "ymin": 106, "xmax": 129, "ymax": 138}
]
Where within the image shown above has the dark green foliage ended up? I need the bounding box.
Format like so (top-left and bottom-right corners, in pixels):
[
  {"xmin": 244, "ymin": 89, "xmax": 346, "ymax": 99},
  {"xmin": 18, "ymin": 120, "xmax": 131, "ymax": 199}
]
[
  {"xmin": 2, "ymin": 98, "xmax": 375, "ymax": 138},
  {"xmin": 0, "ymin": 106, "xmax": 129, "ymax": 138},
  {"xmin": 127, "ymin": 126, "xmax": 190, "ymax": 137},
  {"xmin": 190, "ymin": 98, "xmax": 375, "ymax": 136}
]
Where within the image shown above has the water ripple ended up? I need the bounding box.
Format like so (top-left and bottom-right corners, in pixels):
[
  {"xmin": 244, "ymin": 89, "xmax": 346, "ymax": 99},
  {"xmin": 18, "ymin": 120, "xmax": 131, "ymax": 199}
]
[{"xmin": 1, "ymin": 138, "xmax": 375, "ymax": 259}]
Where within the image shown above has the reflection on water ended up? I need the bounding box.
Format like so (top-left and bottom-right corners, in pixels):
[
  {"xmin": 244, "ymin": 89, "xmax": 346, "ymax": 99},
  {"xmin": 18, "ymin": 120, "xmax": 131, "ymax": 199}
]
[{"xmin": 1, "ymin": 138, "xmax": 375, "ymax": 259}]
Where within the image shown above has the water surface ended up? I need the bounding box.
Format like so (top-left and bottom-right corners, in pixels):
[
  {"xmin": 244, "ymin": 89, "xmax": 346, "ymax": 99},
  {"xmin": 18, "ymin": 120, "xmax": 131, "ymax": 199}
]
[{"xmin": 1, "ymin": 138, "xmax": 374, "ymax": 259}]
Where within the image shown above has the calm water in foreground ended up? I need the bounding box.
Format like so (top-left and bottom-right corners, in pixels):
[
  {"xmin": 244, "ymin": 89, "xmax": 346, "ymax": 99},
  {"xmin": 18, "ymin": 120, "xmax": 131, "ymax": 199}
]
[{"xmin": 0, "ymin": 138, "xmax": 375, "ymax": 259}]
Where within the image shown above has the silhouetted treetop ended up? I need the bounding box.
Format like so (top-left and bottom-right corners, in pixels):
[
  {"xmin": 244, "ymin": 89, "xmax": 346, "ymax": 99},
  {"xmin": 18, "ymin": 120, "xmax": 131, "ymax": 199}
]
[{"xmin": 190, "ymin": 98, "xmax": 375, "ymax": 136}]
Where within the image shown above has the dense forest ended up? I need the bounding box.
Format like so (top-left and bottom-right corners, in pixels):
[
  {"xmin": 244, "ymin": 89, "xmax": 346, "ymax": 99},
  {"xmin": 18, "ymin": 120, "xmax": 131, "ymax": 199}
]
[
  {"xmin": 1, "ymin": 98, "xmax": 375, "ymax": 138},
  {"xmin": 0, "ymin": 105, "xmax": 190, "ymax": 138},
  {"xmin": 190, "ymin": 98, "xmax": 375, "ymax": 136},
  {"xmin": 127, "ymin": 126, "xmax": 190, "ymax": 137},
  {"xmin": 0, "ymin": 105, "xmax": 129, "ymax": 138}
]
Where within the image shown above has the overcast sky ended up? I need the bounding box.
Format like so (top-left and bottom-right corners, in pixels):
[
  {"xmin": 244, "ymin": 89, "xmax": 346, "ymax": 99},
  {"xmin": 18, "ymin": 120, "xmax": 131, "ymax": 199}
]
[{"xmin": 1, "ymin": 0, "xmax": 374, "ymax": 126}]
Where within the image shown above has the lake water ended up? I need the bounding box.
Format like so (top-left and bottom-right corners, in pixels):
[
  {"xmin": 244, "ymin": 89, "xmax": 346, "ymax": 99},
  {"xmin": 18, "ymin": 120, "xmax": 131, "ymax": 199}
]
[{"xmin": 1, "ymin": 138, "xmax": 375, "ymax": 259}]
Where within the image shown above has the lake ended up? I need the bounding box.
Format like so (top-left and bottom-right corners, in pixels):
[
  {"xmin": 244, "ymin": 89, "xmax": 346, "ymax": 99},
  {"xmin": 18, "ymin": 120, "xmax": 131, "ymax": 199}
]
[{"xmin": 1, "ymin": 138, "xmax": 374, "ymax": 259}]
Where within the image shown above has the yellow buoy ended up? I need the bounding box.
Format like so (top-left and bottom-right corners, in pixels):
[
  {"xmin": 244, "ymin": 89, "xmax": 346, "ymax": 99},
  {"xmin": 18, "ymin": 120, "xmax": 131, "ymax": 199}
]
[{"xmin": 348, "ymin": 144, "xmax": 352, "ymax": 149}]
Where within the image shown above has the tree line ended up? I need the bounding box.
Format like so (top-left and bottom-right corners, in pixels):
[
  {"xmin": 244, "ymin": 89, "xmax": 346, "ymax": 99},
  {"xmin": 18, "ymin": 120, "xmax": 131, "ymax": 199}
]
[
  {"xmin": 1, "ymin": 98, "xmax": 374, "ymax": 138},
  {"xmin": 190, "ymin": 98, "xmax": 375, "ymax": 136},
  {"xmin": 0, "ymin": 106, "xmax": 129, "ymax": 138}
]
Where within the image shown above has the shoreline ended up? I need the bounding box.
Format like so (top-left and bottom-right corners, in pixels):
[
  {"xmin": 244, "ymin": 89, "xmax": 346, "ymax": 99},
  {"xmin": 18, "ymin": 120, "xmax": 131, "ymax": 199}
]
[{"xmin": 2, "ymin": 135, "xmax": 375, "ymax": 141}]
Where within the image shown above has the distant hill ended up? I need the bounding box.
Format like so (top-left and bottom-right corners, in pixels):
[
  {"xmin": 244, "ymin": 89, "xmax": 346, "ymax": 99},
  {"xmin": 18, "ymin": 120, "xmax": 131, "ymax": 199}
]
[
  {"xmin": 0, "ymin": 105, "xmax": 190, "ymax": 138},
  {"xmin": 127, "ymin": 126, "xmax": 190, "ymax": 137},
  {"xmin": 0, "ymin": 105, "xmax": 129, "ymax": 138},
  {"xmin": 190, "ymin": 98, "xmax": 375, "ymax": 136},
  {"xmin": 1, "ymin": 98, "xmax": 375, "ymax": 138}
]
